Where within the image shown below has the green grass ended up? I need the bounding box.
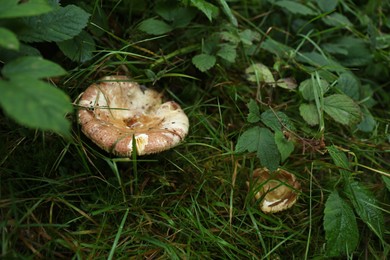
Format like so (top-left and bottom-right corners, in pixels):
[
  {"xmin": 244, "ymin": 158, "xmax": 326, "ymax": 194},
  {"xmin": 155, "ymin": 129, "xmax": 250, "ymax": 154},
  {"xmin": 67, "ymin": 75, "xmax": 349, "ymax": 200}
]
[{"xmin": 1, "ymin": 0, "xmax": 390, "ymax": 259}]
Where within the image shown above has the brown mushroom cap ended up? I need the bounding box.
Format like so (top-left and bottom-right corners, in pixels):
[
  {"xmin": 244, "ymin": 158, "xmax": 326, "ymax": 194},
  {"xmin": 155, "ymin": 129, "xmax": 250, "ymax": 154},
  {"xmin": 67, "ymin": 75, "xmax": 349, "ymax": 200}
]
[
  {"xmin": 77, "ymin": 76, "xmax": 189, "ymax": 156},
  {"xmin": 246, "ymin": 168, "xmax": 301, "ymax": 213}
]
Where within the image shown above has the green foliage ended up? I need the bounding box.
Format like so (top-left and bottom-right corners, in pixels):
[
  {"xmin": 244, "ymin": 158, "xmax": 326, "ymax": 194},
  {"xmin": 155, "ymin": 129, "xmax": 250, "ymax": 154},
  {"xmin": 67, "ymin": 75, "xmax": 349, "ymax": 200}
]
[
  {"xmin": 192, "ymin": 53, "xmax": 216, "ymax": 72},
  {"xmin": 0, "ymin": 0, "xmax": 94, "ymax": 136}
]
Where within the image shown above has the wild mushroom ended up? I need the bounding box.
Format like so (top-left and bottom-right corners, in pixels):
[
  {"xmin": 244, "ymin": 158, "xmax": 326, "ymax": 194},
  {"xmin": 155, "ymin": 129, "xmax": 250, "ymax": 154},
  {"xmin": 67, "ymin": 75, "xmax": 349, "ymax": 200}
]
[
  {"xmin": 77, "ymin": 75, "xmax": 189, "ymax": 156},
  {"xmin": 246, "ymin": 168, "xmax": 300, "ymax": 213}
]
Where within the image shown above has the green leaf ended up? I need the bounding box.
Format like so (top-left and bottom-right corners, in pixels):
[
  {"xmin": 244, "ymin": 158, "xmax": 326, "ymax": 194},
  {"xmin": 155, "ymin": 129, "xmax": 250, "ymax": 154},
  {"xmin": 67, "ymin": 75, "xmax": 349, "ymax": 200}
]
[
  {"xmin": 247, "ymin": 99, "xmax": 261, "ymax": 123},
  {"xmin": 299, "ymin": 78, "xmax": 329, "ymax": 101},
  {"xmin": 324, "ymin": 191, "xmax": 359, "ymax": 257},
  {"xmin": 274, "ymin": 0, "xmax": 316, "ymax": 16},
  {"xmin": 57, "ymin": 30, "xmax": 96, "ymax": 62},
  {"xmin": 332, "ymin": 37, "xmax": 372, "ymax": 67},
  {"xmin": 323, "ymin": 12, "xmax": 352, "ymax": 27},
  {"xmin": 155, "ymin": 1, "xmax": 196, "ymax": 28},
  {"xmin": 0, "ymin": 77, "xmax": 72, "ymax": 136},
  {"xmin": 323, "ymin": 94, "xmax": 361, "ymax": 126},
  {"xmin": 192, "ymin": 54, "xmax": 216, "ymax": 72},
  {"xmin": 336, "ymin": 72, "xmax": 360, "ymax": 100},
  {"xmin": 261, "ymin": 38, "xmax": 293, "ymax": 58},
  {"xmin": 217, "ymin": 44, "xmax": 237, "ymax": 63},
  {"xmin": 274, "ymin": 131, "xmax": 294, "ymax": 162},
  {"xmin": 245, "ymin": 63, "xmax": 275, "ymax": 86},
  {"xmin": 217, "ymin": 0, "xmax": 237, "ymax": 27},
  {"xmin": 138, "ymin": 18, "xmax": 173, "ymax": 35},
  {"xmin": 190, "ymin": 0, "xmax": 219, "ymax": 22},
  {"xmin": 236, "ymin": 126, "xmax": 280, "ymax": 172},
  {"xmin": 276, "ymin": 77, "xmax": 297, "ymax": 90},
  {"xmin": 261, "ymin": 110, "xmax": 296, "ymax": 132},
  {"xmin": 239, "ymin": 29, "xmax": 259, "ymax": 45},
  {"xmin": 2, "ymin": 56, "xmax": 67, "ymax": 79},
  {"xmin": 382, "ymin": 176, "xmax": 390, "ymax": 192},
  {"xmin": 299, "ymin": 103, "xmax": 319, "ymax": 126},
  {"xmin": 357, "ymin": 106, "xmax": 376, "ymax": 132},
  {"xmin": 0, "ymin": 27, "xmax": 19, "ymax": 50},
  {"xmin": 327, "ymin": 145, "xmax": 351, "ymax": 179},
  {"xmin": 297, "ymin": 51, "xmax": 345, "ymax": 72},
  {"xmin": 19, "ymin": 5, "xmax": 90, "ymax": 42},
  {"xmin": 345, "ymin": 181, "xmax": 384, "ymax": 241},
  {"xmin": 316, "ymin": 0, "xmax": 338, "ymax": 12},
  {"xmin": 0, "ymin": 0, "xmax": 52, "ymax": 18}
]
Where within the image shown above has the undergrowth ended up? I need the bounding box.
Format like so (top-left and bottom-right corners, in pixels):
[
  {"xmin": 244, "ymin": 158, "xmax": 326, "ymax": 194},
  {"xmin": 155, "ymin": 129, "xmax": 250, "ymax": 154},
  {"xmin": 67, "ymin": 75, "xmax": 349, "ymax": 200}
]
[{"xmin": 1, "ymin": 0, "xmax": 389, "ymax": 259}]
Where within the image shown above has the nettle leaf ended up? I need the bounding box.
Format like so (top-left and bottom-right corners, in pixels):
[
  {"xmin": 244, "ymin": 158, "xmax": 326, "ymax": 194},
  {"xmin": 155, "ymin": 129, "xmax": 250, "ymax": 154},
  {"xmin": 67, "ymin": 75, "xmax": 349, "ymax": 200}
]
[
  {"xmin": 138, "ymin": 18, "xmax": 173, "ymax": 35},
  {"xmin": 236, "ymin": 126, "xmax": 280, "ymax": 172},
  {"xmin": 0, "ymin": 27, "xmax": 19, "ymax": 50},
  {"xmin": 299, "ymin": 78, "xmax": 329, "ymax": 101},
  {"xmin": 274, "ymin": 131, "xmax": 294, "ymax": 162},
  {"xmin": 192, "ymin": 54, "xmax": 216, "ymax": 72},
  {"xmin": 299, "ymin": 103, "xmax": 319, "ymax": 126},
  {"xmin": 245, "ymin": 63, "xmax": 275, "ymax": 86},
  {"xmin": 324, "ymin": 191, "xmax": 359, "ymax": 257},
  {"xmin": 274, "ymin": 0, "xmax": 316, "ymax": 16},
  {"xmin": 2, "ymin": 56, "xmax": 66, "ymax": 79},
  {"xmin": 19, "ymin": 4, "xmax": 90, "ymax": 42},
  {"xmin": 247, "ymin": 99, "xmax": 261, "ymax": 123},
  {"xmin": 190, "ymin": 0, "xmax": 219, "ymax": 22},
  {"xmin": 336, "ymin": 72, "xmax": 360, "ymax": 100},
  {"xmin": 0, "ymin": 0, "xmax": 52, "ymax": 19},
  {"xmin": 0, "ymin": 77, "xmax": 72, "ymax": 137},
  {"xmin": 323, "ymin": 94, "xmax": 361, "ymax": 126},
  {"xmin": 327, "ymin": 145, "xmax": 351, "ymax": 179},
  {"xmin": 345, "ymin": 181, "xmax": 385, "ymax": 241},
  {"xmin": 57, "ymin": 30, "xmax": 96, "ymax": 62},
  {"xmin": 261, "ymin": 109, "xmax": 296, "ymax": 132},
  {"xmin": 217, "ymin": 44, "xmax": 237, "ymax": 63}
]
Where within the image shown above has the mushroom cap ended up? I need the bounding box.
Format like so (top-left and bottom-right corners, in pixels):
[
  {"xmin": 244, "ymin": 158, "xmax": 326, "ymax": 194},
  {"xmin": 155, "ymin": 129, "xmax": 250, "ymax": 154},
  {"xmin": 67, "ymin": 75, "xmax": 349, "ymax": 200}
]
[
  {"xmin": 77, "ymin": 76, "xmax": 189, "ymax": 156},
  {"xmin": 246, "ymin": 168, "xmax": 300, "ymax": 213}
]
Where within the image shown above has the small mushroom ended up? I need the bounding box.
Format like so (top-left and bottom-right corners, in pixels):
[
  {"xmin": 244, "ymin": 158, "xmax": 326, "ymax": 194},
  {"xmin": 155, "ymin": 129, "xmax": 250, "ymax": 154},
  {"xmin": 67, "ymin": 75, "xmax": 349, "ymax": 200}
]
[
  {"xmin": 77, "ymin": 75, "xmax": 189, "ymax": 156},
  {"xmin": 246, "ymin": 168, "xmax": 300, "ymax": 213}
]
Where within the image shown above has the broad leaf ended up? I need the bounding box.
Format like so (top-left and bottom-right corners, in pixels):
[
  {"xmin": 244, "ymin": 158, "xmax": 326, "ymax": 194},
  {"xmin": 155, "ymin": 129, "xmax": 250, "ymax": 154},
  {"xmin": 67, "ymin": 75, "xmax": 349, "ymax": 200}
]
[
  {"xmin": 247, "ymin": 99, "xmax": 261, "ymax": 123},
  {"xmin": 217, "ymin": 44, "xmax": 237, "ymax": 63},
  {"xmin": 299, "ymin": 103, "xmax": 319, "ymax": 126},
  {"xmin": 192, "ymin": 54, "xmax": 216, "ymax": 72},
  {"xmin": 2, "ymin": 56, "xmax": 67, "ymax": 79},
  {"xmin": 323, "ymin": 12, "xmax": 352, "ymax": 27},
  {"xmin": 297, "ymin": 51, "xmax": 345, "ymax": 72},
  {"xmin": 245, "ymin": 63, "xmax": 275, "ymax": 86},
  {"xmin": 0, "ymin": 27, "xmax": 19, "ymax": 50},
  {"xmin": 357, "ymin": 106, "xmax": 376, "ymax": 132},
  {"xmin": 323, "ymin": 94, "xmax": 361, "ymax": 126},
  {"xmin": 0, "ymin": 0, "xmax": 52, "ymax": 18},
  {"xmin": 261, "ymin": 110, "xmax": 295, "ymax": 132},
  {"xmin": 19, "ymin": 5, "xmax": 90, "ymax": 42},
  {"xmin": 345, "ymin": 181, "xmax": 385, "ymax": 241},
  {"xmin": 0, "ymin": 77, "xmax": 72, "ymax": 136},
  {"xmin": 190, "ymin": 0, "xmax": 219, "ymax": 21},
  {"xmin": 324, "ymin": 191, "xmax": 359, "ymax": 257},
  {"xmin": 299, "ymin": 78, "xmax": 329, "ymax": 101},
  {"xmin": 316, "ymin": 0, "xmax": 338, "ymax": 12},
  {"xmin": 274, "ymin": 131, "xmax": 294, "ymax": 162},
  {"xmin": 274, "ymin": 0, "xmax": 316, "ymax": 16},
  {"xmin": 327, "ymin": 145, "xmax": 351, "ymax": 179},
  {"xmin": 236, "ymin": 126, "xmax": 280, "ymax": 171},
  {"xmin": 336, "ymin": 72, "xmax": 360, "ymax": 100},
  {"xmin": 138, "ymin": 18, "xmax": 173, "ymax": 35},
  {"xmin": 57, "ymin": 30, "xmax": 96, "ymax": 62}
]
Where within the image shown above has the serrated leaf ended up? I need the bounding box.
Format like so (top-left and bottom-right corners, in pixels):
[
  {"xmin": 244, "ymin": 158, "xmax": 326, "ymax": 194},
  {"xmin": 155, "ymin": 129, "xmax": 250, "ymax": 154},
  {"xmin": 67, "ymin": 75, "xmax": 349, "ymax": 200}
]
[
  {"xmin": 155, "ymin": 1, "xmax": 196, "ymax": 27},
  {"xmin": 2, "ymin": 56, "xmax": 67, "ymax": 79},
  {"xmin": 190, "ymin": 0, "xmax": 219, "ymax": 21},
  {"xmin": 299, "ymin": 78, "xmax": 329, "ymax": 101},
  {"xmin": 138, "ymin": 18, "xmax": 173, "ymax": 35},
  {"xmin": 192, "ymin": 54, "xmax": 216, "ymax": 72},
  {"xmin": 247, "ymin": 99, "xmax": 261, "ymax": 123},
  {"xmin": 0, "ymin": 77, "xmax": 72, "ymax": 137},
  {"xmin": 323, "ymin": 94, "xmax": 361, "ymax": 126},
  {"xmin": 275, "ymin": 131, "xmax": 294, "ymax": 162},
  {"xmin": 245, "ymin": 63, "xmax": 275, "ymax": 86},
  {"xmin": 217, "ymin": 44, "xmax": 236, "ymax": 63},
  {"xmin": 0, "ymin": 0, "xmax": 52, "ymax": 19},
  {"xmin": 345, "ymin": 181, "xmax": 384, "ymax": 241},
  {"xmin": 336, "ymin": 72, "xmax": 360, "ymax": 100},
  {"xmin": 324, "ymin": 191, "xmax": 359, "ymax": 257},
  {"xmin": 357, "ymin": 106, "xmax": 376, "ymax": 132},
  {"xmin": 299, "ymin": 103, "xmax": 319, "ymax": 126},
  {"xmin": 239, "ymin": 29, "xmax": 259, "ymax": 45},
  {"xmin": 57, "ymin": 30, "xmax": 96, "ymax": 62},
  {"xmin": 316, "ymin": 0, "xmax": 338, "ymax": 12},
  {"xmin": 19, "ymin": 5, "xmax": 90, "ymax": 42},
  {"xmin": 0, "ymin": 27, "xmax": 19, "ymax": 50},
  {"xmin": 274, "ymin": 0, "xmax": 316, "ymax": 16},
  {"xmin": 261, "ymin": 109, "xmax": 295, "ymax": 132},
  {"xmin": 327, "ymin": 145, "xmax": 351, "ymax": 179},
  {"xmin": 236, "ymin": 126, "xmax": 280, "ymax": 171}
]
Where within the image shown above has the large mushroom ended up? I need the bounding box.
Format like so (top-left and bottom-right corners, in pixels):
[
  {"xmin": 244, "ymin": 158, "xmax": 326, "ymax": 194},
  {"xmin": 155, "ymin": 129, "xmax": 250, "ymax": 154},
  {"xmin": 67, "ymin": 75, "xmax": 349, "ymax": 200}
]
[
  {"xmin": 77, "ymin": 75, "xmax": 189, "ymax": 156},
  {"xmin": 247, "ymin": 168, "xmax": 301, "ymax": 213}
]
